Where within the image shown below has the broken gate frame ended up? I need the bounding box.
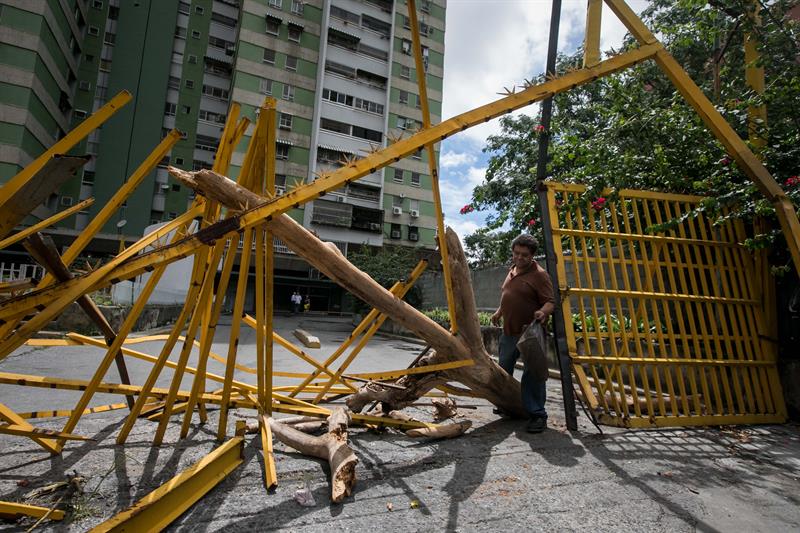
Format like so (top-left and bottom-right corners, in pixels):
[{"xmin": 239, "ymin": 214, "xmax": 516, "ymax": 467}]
[{"xmin": 0, "ymin": 0, "xmax": 797, "ymax": 527}]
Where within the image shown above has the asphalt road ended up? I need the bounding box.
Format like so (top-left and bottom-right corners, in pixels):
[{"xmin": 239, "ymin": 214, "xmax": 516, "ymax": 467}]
[{"xmin": 1, "ymin": 315, "xmax": 799, "ymax": 531}]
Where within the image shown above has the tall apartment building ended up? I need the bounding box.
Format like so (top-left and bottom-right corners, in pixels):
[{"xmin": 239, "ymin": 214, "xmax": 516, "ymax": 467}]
[{"xmin": 0, "ymin": 0, "xmax": 446, "ymax": 311}]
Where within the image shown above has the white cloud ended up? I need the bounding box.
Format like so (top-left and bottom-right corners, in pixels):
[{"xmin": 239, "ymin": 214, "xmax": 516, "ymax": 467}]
[
  {"xmin": 441, "ymin": 1, "xmax": 649, "ymax": 149},
  {"xmin": 440, "ymin": 150, "xmax": 478, "ymax": 168}
]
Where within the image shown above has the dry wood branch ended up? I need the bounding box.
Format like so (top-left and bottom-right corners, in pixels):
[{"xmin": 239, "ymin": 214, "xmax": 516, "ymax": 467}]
[
  {"xmin": 267, "ymin": 408, "xmax": 357, "ymax": 502},
  {"xmin": 170, "ymin": 168, "xmax": 527, "ymax": 417},
  {"xmin": 406, "ymin": 420, "xmax": 472, "ymax": 439},
  {"xmin": 431, "ymin": 398, "xmax": 458, "ymax": 422}
]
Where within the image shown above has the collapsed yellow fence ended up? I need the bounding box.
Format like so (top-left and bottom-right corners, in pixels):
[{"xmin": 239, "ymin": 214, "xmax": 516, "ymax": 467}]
[{"xmin": 546, "ymin": 183, "xmax": 786, "ymax": 427}]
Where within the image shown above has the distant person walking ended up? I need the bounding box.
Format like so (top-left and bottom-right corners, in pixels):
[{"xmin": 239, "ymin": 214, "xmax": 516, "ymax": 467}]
[
  {"xmin": 491, "ymin": 234, "xmax": 554, "ymax": 433},
  {"xmin": 303, "ymin": 295, "xmax": 311, "ymax": 313},
  {"xmin": 291, "ymin": 290, "xmax": 302, "ymax": 315}
]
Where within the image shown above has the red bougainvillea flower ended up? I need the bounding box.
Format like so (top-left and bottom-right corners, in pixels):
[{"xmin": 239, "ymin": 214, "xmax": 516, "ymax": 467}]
[
  {"xmin": 719, "ymin": 157, "xmax": 731, "ymax": 166},
  {"xmin": 528, "ymin": 218, "xmax": 536, "ymax": 227},
  {"xmin": 643, "ymin": 83, "xmax": 653, "ymax": 92},
  {"xmin": 786, "ymin": 176, "xmax": 800, "ymax": 187},
  {"xmin": 459, "ymin": 204, "xmax": 474, "ymax": 215},
  {"xmin": 534, "ymin": 125, "xmax": 545, "ymax": 133},
  {"xmin": 591, "ymin": 197, "xmax": 607, "ymax": 211}
]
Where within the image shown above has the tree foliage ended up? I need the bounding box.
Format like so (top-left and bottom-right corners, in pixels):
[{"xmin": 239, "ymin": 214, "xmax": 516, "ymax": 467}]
[
  {"xmin": 347, "ymin": 245, "xmax": 422, "ymax": 310},
  {"xmin": 464, "ymin": 0, "xmax": 800, "ymax": 269}
]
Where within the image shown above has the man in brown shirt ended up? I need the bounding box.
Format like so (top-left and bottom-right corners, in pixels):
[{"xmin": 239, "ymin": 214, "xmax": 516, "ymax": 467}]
[{"xmin": 491, "ymin": 234, "xmax": 554, "ymax": 432}]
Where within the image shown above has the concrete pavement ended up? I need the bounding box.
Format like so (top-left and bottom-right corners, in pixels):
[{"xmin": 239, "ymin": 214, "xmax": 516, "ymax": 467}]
[{"xmin": 0, "ymin": 315, "xmax": 799, "ymax": 531}]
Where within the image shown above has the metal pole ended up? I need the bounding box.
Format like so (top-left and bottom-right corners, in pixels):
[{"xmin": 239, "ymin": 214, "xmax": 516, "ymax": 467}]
[{"xmin": 535, "ymin": 0, "xmax": 579, "ymax": 431}]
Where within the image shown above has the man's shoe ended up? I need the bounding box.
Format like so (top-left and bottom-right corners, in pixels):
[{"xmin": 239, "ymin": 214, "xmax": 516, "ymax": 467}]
[
  {"xmin": 526, "ymin": 417, "xmax": 546, "ymax": 433},
  {"xmin": 492, "ymin": 407, "xmax": 510, "ymax": 416}
]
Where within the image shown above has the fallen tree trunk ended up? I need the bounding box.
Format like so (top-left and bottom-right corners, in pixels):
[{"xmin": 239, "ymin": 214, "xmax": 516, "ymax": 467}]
[
  {"xmin": 169, "ymin": 168, "xmax": 526, "ymax": 417},
  {"xmin": 267, "ymin": 408, "xmax": 357, "ymax": 503}
]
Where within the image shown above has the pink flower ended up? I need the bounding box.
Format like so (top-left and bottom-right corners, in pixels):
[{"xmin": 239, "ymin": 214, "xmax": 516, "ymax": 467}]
[
  {"xmin": 719, "ymin": 157, "xmax": 731, "ymax": 166},
  {"xmin": 534, "ymin": 125, "xmax": 545, "ymax": 133},
  {"xmin": 528, "ymin": 218, "xmax": 536, "ymax": 226},
  {"xmin": 460, "ymin": 204, "xmax": 474, "ymax": 215},
  {"xmin": 786, "ymin": 176, "xmax": 800, "ymax": 187},
  {"xmin": 591, "ymin": 197, "xmax": 606, "ymax": 211},
  {"xmin": 643, "ymin": 83, "xmax": 653, "ymax": 92}
]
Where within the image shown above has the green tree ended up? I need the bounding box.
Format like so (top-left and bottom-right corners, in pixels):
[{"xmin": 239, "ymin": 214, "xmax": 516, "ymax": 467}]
[
  {"xmin": 346, "ymin": 245, "xmax": 423, "ymax": 311},
  {"xmin": 465, "ymin": 0, "xmax": 800, "ymax": 268}
]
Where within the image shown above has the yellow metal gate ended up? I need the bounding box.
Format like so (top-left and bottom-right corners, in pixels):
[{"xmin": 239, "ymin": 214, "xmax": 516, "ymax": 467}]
[{"xmin": 546, "ymin": 183, "xmax": 786, "ymax": 427}]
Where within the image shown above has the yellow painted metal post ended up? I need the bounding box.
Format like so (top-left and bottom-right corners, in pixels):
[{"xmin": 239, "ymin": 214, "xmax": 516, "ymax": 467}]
[
  {"xmin": 0, "ymin": 198, "xmax": 94, "ymax": 251},
  {"xmin": 263, "ymin": 98, "xmax": 277, "ymax": 417},
  {"xmin": 0, "ymin": 91, "xmax": 131, "ymax": 218},
  {"xmin": 406, "ymin": 0, "xmax": 457, "ymax": 333},
  {"xmin": 0, "ymin": 402, "xmax": 59, "ymax": 454},
  {"xmin": 584, "ymin": 0, "xmax": 603, "ymax": 67}
]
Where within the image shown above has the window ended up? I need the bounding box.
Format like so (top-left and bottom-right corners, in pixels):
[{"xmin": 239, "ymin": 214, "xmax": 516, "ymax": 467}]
[
  {"xmin": 178, "ymin": 2, "xmax": 190, "ymax": 14},
  {"xmin": 285, "ymin": 55, "xmax": 298, "ymax": 71},
  {"xmin": 263, "ymin": 48, "xmax": 276, "ymax": 64},
  {"xmin": 421, "ymin": 0, "xmax": 431, "ymax": 13},
  {"xmin": 396, "ymin": 116, "xmax": 407, "ymax": 129},
  {"xmin": 352, "ymin": 125, "xmax": 382, "ymax": 143},
  {"xmin": 99, "ymin": 59, "xmax": 111, "ymax": 72},
  {"xmin": 174, "ymin": 26, "xmax": 186, "ymax": 38},
  {"xmin": 279, "ymin": 113, "xmax": 293, "ymax": 130},
  {"xmin": 85, "ymin": 54, "xmax": 94, "ymax": 62},
  {"xmin": 393, "ymin": 168, "xmax": 403, "ymax": 183},
  {"xmin": 74, "ymin": 109, "xmax": 87, "ymax": 119},
  {"xmin": 199, "ymin": 109, "xmax": 226, "ymax": 124},
  {"xmin": 266, "ymin": 17, "xmax": 280, "ymax": 35},
  {"xmin": 185, "ymin": 79, "xmax": 194, "ymax": 89},
  {"xmin": 282, "ymin": 84, "xmax": 294, "ymax": 101},
  {"xmin": 288, "ymin": 25, "xmax": 302, "ymax": 42},
  {"xmin": 202, "ymin": 84, "xmax": 230, "ymax": 100},
  {"xmin": 411, "ymin": 172, "xmax": 421, "ymax": 186},
  {"xmin": 320, "ymin": 118, "xmax": 349, "ymax": 135},
  {"xmin": 191, "ymin": 30, "xmax": 201, "ymax": 39},
  {"xmin": 168, "ymin": 76, "xmax": 180, "ymax": 89},
  {"xmin": 276, "ymin": 144, "xmax": 290, "ymax": 160},
  {"xmin": 354, "ymin": 97, "xmax": 383, "ymax": 115},
  {"xmin": 392, "ymin": 195, "xmax": 403, "ymax": 207},
  {"xmin": 401, "ymin": 39, "xmax": 412, "ymax": 55},
  {"xmin": 260, "ymin": 78, "xmax": 273, "ymax": 95},
  {"xmin": 182, "ymin": 105, "xmax": 191, "ymax": 114},
  {"xmin": 164, "ymin": 102, "xmax": 177, "ymax": 116},
  {"xmin": 390, "ymin": 223, "xmax": 401, "ymax": 239},
  {"xmin": 322, "ymin": 88, "xmax": 353, "ymax": 106},
  {"xmin": 188, "ymin": 54, "xmax": 197, "ymax": 64},
  {"xmin": 195, "ymin": 5, "xmax": 204, "ymax": 14},
  {"xmin": 269, "ymin": 0, "xmax": 282, "ymax": 7},
  {"xmin": 408, "ymin": 225, "xmax": 419, "ymax": 241},
  {"xmin": 399, "ymin": 90, "xmax": 409, "ymax": 105},
  {"xmin": 195, "ymin": 134, "xmax": 218, "ymax": 151},
  {"xmin": 79, "ymin": 80, "xmax": 91, "ymax": 91},
  {"xmin": 92, "ymin": 0, "xmax": 103, "ymax": 9},
  {"xmin": 412, "ymin": 148, "xmax": 422, "ymax": 160},
  {"xmin": 169, "ymin": 212, "xmax": 178, "ymax": 220},
  {"xmin": 212, "ymin": 12, "xmax": 237, "ymax": 27},
  {"xmin": 61, "ymin": 196, "xmax": 74, "ymax": 206},
  {"xmin": 175, "ymin": 157, "xmax": 184, "ymax": 165},
  {"xmin": 88, "ymin": 26, "xmax": 100, "ymax": 36},
  {"xmin": 400, "ymin": 65, "xmax": 411, "ymax": 79},
  {"xmin": 291, "ymin": 0, "xmax": 304, "ymax": 15},
  {"xmin": 82, "ymin": 171, "xmax": 95, "ymax": 185},
  {"xmin": 104, "ymin": 31, "xmax": 115, "ymax": 45}
]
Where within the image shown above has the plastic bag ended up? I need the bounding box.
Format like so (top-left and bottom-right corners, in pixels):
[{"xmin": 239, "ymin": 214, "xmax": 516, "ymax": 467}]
[{"xmin": 516, "ymin": 321, "xmax": 548, "ymax": 381}]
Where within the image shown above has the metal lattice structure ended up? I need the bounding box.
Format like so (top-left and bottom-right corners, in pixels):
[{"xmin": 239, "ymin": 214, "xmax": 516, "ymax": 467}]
[
  {"xmin": 547, "ymin": 183, "xmax": 786, "ymax": 427},
  {"xmin": 0, "ymin": 0, "xmax": 795, "ymax": 527}
]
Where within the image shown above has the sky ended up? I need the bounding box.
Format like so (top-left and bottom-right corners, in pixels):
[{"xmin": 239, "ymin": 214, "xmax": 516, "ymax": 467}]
[{"xmin": 437, "ymin": 0, "xmax": 648, "ymax": 241}]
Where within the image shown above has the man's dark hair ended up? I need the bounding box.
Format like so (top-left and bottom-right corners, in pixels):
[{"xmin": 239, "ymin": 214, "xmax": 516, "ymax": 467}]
[{"xmin": 511, "ymin": 233, "xmax": 538, "ymax": 255}]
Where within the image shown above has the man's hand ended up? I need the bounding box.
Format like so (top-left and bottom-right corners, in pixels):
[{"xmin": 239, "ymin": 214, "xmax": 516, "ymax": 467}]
[
  {"xmin": 533, "ymin": 310, "xmax": 547, "ymax": 323},
  {"xmin": 491, "ymin": 310, "xmax": 502, "ymax": 327}
]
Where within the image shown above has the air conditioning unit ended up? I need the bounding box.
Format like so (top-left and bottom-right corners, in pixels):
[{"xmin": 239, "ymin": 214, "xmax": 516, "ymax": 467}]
[
  {"xmin": 336, "ymin": 195, "xmax": 345, "ymax": 202},
  {"xmin": 392, "ymin": 206, "xmax": 403, "ymax": 215},
  {"xmin": 225, "ymin": 45, "xmax": 236, "ymax": 55},
  {"xmin": 409, "ymin": 209, "xmax": 419, "ymax": 218},
  {"xmin": 369, "ymin": 222, "xmax": 381, "ymax": 231},
  {"xmin": 408, "ymin": 233, "xmax": 419, "ymax": 241},
  {"xmin": 390, "ymin": 230, "xmax": 401, "ymax": 239}
]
